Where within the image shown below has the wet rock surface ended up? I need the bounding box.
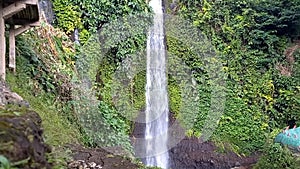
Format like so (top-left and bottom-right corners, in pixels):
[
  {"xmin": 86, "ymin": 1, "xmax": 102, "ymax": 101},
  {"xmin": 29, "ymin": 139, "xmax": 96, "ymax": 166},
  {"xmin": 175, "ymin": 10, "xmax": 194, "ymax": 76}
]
[
  {"xmin": 133, "ymin": 112, "xmax": 260, "ymax": 169},
  {"xmin": 67, "ymin": 144, "xmax": 140, "ymax": 169},
  {"xmin": 0, "ymin": 81, "xmax": 51, "ymax": 168},
  {"xmin": 169, "ymin": 137, "xmax": 259, "ymax": 169},
  {"xmin": 0, "ymin": 108, "xmax": 51, "ymax": 169}
]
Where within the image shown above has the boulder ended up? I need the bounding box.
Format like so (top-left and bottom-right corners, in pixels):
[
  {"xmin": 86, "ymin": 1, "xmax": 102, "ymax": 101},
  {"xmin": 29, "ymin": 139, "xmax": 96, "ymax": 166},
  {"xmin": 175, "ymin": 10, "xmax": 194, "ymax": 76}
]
[{"xmin": 0, "ymin": 81, "xmax": 51, "ymax": 168}]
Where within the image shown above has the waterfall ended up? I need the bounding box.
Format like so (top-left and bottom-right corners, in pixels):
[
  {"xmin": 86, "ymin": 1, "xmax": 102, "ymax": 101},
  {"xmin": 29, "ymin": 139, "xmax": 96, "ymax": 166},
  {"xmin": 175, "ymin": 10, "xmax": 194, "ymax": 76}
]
[{"xmin": 145, "ymin": 0, "xmax": 169, "ymax": 168}]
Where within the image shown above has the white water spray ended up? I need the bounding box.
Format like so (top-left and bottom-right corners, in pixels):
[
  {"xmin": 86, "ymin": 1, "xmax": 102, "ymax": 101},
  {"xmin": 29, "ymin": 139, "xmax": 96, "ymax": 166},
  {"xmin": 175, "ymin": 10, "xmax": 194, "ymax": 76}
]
[{"xmin": 145, "ymin": 0, "xmax": 169, "ymax": 168}]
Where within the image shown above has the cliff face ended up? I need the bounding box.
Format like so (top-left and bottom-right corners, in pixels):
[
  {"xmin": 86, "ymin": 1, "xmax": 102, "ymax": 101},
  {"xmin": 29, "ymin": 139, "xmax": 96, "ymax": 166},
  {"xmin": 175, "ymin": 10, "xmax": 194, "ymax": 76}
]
[
  {"xmin": 38, "ymin": 0, "xmax": 55, "ymax": 24},
  {"xmin": 0, "ymin": 81, "xmax": 51, "ymax": 169}
]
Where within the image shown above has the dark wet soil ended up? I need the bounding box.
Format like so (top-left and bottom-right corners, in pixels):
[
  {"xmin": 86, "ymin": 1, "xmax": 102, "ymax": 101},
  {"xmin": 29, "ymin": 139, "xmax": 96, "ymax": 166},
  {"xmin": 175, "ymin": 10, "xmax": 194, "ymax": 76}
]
[
  {"xmin": 169, "ymin": 137, "xmax": 259, "ymax": 169},
  {"xmin": 66, "ymin": 138, "xmax": 259, "ymax": 169},
  {"xmin": 67, "ymin": 144, "xmax": 141, "ymax": 169},
  {"xmin": 131, "ymin": 112, "xmax": 260, "ymax": 169}
]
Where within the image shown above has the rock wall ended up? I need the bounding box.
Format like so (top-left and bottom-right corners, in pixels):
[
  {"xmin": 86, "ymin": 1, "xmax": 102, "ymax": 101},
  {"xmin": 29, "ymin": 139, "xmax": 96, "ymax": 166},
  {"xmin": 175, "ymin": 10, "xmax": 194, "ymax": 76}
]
[
  {"xmin": 38, "ymin": 0, "xmax": 55, "ymax": 24},
  {"xmin": 0, "ymin": 110, "xmax": 52, "ymax": 169}
]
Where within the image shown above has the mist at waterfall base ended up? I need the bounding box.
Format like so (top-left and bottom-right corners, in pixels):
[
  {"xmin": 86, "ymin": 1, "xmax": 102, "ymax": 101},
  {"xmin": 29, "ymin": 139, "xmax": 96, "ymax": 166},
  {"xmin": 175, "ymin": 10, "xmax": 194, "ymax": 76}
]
[{"xmin": 144, "ymin": 0, "xmax": 169, "ymax": 168}]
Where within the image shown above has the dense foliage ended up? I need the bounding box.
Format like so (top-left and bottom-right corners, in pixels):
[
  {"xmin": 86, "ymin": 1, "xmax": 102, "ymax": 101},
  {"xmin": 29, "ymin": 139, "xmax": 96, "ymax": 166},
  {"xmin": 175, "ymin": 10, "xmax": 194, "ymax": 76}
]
[
  {"xmin": 52, "ymin": 0, "xmax": 153, "ymax": 153},
  {"xmin": 254, "ymin": 142, "xmax": 300, "ymax": 169},
  {"xmin": 52, "ymin": 0, "xmax": 151, "ymax": 43},
  {"xmin": 176, "ymin": 0, "xmax": 300, "ymax": 154},
  {"xmin": 51, "ymin": 0, "xmax": 300, "ymax": 156},
  {"xmin": 6, "ymin": 25, "xmax": 80, "ymax": 168},
  {"xmin": 8, "ymin": 0, "xmax": 300, "ymax": 167}
]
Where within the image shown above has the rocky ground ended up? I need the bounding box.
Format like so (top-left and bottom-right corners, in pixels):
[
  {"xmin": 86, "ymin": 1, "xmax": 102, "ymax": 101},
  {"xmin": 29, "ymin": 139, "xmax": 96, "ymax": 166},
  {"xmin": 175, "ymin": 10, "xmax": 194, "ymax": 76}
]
[
  {"xmin": 132, "ymin": 113, "xmax": 260, "ymax": 169},
  {"xmin": 0, "ymin": 81, "xmax": 142, "ymax": 169},
  {"xmin": 66, "ymin": 139, "xmax": 259, "ymax": 169},
  {"xmin": 65, "ymin": 140, "xmax": 259, "ymax": 169},
  {"xmin": 0, "ymin": 81, "xmax": 259, "ymax": 169},
  {"xmin": 169, "ymin": 138, "xmax": 259, "ymax": 169},
  {"xmin": 67, "ymin": 144, "xmax": 141, "ymax": 169}
]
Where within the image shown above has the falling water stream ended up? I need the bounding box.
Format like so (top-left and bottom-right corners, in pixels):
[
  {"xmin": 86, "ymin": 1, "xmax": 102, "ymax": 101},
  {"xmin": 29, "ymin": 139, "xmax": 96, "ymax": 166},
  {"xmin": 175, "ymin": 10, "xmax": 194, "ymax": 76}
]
[{"xmin": 145, "ymin": 0, "xmax": 169, "ymax": 168}]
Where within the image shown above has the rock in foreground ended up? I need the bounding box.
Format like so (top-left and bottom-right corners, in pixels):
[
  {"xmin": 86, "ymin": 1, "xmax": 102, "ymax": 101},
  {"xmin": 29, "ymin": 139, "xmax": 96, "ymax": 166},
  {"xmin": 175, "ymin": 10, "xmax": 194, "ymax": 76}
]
[{"xmin": 0, "ymin": 108, "xmax": 51, "ymax": 169}]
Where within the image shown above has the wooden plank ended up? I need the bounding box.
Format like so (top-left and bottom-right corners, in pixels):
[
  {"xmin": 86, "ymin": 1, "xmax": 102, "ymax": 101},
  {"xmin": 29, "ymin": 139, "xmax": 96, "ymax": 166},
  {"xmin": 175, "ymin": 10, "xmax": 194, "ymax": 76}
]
[
  {"xmin": 0, "ymin": 5, "xmax": 6, "ymax": 80},
  {"xmin": 3, "ymin": 2, "xmax": 26, "ymax": 19},
  {"xmin": 9, "ymin": 26, "xmax": 16, "ymax": 72},
  {"xmin": 23, "ymin": 0, "xmax": 38, "ymax": 5},
  {"xmin": 29, "ymin": 21, "xmax": 40, "ymax": 27},
  {"xmin": 14, "ymin": 21, "xmax": 40, "ymax": 36},
  {"xmin": 22, "ymin": 0, "xmax": 38, "ymax": 5},
  {"xmin": 14, "ymin": 24, "xmax": 31, "ymax": 36}
]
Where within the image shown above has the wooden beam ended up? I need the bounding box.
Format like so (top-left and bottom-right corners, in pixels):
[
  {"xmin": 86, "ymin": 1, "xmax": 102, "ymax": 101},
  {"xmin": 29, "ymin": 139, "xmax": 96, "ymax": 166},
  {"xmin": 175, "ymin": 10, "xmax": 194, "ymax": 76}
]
[
  {"xmin": 3, "ymin": 2, "xmax": 26, "ymax": 20},
  {"xmin": 29, "ymin": 21, "xmax": 40, "ymax": 27},
  {"xmin": 9, "ymin": 25, "xmax": 16, "ymax": 72},
  {"xmin": 7, "ymin": 20, "xmax": 40, "ymax": 73},
  {"xmin": 3, "ymin": 0, "xmax": 39, "ymax": 19},
  {"xmin": 6, "ymin": 18, "xmax": 39, "ymax": 25},
  {"xmin": 0, "ymin": 5, "xmax": 6, "ymax": 80},
  {"xmin": 23, "ymin": 0, "xmax": 38, "ymax": 5},
  {"xmin": 14, "ymin": 25, "xmax": 31, "ymax": 36},
  {"xmin": 13, "ymin": 21, "xmax": 39, "ymax": 36}
]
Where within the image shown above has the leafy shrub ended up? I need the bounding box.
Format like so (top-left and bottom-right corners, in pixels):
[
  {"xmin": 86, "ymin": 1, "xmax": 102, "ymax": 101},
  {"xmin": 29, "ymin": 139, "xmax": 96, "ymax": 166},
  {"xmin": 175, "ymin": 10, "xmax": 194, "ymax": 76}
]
[
  {"xmin": 71, "ymin": 82, "xmax": 132, "ymax": 152},
  {"xmin": 52, "ymin": 0, "xmax": 152, "ymax": 44},
  {"xmin": 176, "ymin": 0, "xmax": 300, "ymax": 154},
  {"xmin": 0, "ymin": 155, "xmax": 17, "ymax": 169},
  {"xmin": 17, "ymin": 23, "xmax": 76, "ymax": 102},
  {"xmin": 254, "ymin": 143, "xmax": 300, "ymax": 169},
  {"xmin": 52, "ymin": 0, "xmax": 82, "ymax": 34}
]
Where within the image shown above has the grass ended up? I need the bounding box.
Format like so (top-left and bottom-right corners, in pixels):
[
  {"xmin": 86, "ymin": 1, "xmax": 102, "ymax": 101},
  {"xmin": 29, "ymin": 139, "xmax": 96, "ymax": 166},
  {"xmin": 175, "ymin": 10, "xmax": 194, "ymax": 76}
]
[
  {"xmin": 6, "ymin": 73, "xmax": 80, "ymax": 146},
  {"xmin": 6, "ymin": 72, "xmax": 81, "ymax": 167}
]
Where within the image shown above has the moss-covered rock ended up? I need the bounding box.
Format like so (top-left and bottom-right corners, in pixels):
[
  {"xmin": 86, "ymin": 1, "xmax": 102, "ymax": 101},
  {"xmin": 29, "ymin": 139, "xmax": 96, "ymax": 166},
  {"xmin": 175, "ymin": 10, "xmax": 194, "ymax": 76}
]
[
  {"xmin": 0, "ymin": 81, "xmax": 29, "ymax": 107},
  {"xmin": 0, "ymin": 81, "xmax": 51, "ymax": 169},
  {"xmin": 0, "ymin": 107, "xmax": 51, "ymax": 169}
]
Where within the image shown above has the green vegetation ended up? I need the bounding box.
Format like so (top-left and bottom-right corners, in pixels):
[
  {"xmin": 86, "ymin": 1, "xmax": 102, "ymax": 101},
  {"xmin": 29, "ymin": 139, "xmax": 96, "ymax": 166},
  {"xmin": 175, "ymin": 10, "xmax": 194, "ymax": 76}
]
[
  {"xmin": 0, "ymin": 155, "xmax": 17, "ymax": 169},
  {"xmin": 175, "ymin": 0, "xmax": 300, "ymax": 155},
  {"xmin": 2, "ymin": 0, "xmax": 300, "ymax": 168},
  {"xmin": 51, "ymin": 1, "xmax": 153, "ymax": 151},
  {"xmin": 4, "ymin": 0, "xmax": 153, "ymax": 166},
  {"xmin": 7, "ymin": 23, "xmax": 80, "ymax": 146},
  {"xmin": 5, "ymin": 25, "xmax": 79, "ymax": 167},
  {"xmin": 52, "ymin": 0, "xmax": 151, "ymax": 43},
  {"xmin": 164, "ymin": 0, "xmax": 300, "ymax": 167},
  {"xmin": 6, "ymin": 73, "xmax": 79, "ymax": 147},
  {"xmin": 254, "ymin": 142, "xmax": 300, "ymax": 169}
]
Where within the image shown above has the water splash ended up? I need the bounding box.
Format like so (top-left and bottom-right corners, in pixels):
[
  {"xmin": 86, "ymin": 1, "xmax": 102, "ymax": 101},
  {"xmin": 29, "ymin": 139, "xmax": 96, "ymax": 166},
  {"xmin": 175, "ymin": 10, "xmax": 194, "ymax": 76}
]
[{"xmin": 145, "ymin": 0, "xmax": 169, "ymax": 168}]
